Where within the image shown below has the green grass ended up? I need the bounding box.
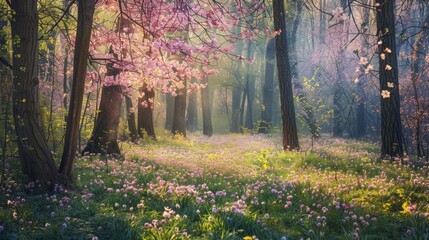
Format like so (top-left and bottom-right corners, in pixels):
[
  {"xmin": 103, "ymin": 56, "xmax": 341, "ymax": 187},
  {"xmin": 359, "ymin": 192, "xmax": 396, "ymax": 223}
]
[{"xmin": 0, "ymin": 133, "xmax": 428, "ymax": 239}]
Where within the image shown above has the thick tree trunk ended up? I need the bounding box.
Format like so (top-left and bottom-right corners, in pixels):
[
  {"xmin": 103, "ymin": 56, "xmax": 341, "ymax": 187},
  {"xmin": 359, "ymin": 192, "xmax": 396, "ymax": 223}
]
[
  {"xmin": 171, "ymin": 85, "xmax": 187, "ymax": 136},
  {"xmin": 59, "ymin": 0, "xmax": 95, "ymax": 181},
  {"xmin": 259, "ymin": 38, "xmax": 275, "ymax": 133},
  {"xmin": 201, "ymin": 78, "xmax": 213, "ymax": 136},
  {"xmin": 138, "ymin": 85, "xmax": 156, "ymax": 140},
  {"xmin": 10, "ymin": 1, "xmax": 61, "ymax": 183},
  {"xmin": 273, "ymin": 0, "xmax": 299, "ymax": 150},
  {"xmin": 125, "ymin": 96, "xmax": 138, "ymax": 142},
  {"xmin": 82, "ymin": 85, "xmax": 123, "ymax": 155},
  {"xmin": 186, "ymin": 92, "xmax": 198, "ymax": 132},
  {"xmin": 376, "ymin": 0, "xmax": 405, "ymax": 157}
]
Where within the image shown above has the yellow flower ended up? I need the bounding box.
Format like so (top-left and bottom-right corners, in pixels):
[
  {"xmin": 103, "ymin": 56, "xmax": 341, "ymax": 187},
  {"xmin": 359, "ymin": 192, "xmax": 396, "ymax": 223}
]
[{"xmin": 243, "ymin": 237, "xmax": 253, "ymax": 240}]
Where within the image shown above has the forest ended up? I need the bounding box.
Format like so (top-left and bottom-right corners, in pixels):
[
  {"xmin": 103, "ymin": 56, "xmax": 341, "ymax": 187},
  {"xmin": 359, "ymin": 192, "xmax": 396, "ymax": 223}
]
[{"xmin": 0, "ymin": 0, "xmax": 428, "ymax": 239}]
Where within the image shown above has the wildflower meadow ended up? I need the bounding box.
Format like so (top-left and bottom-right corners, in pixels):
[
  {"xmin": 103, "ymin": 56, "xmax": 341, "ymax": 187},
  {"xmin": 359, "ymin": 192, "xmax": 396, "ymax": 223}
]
[{"xmin": 0, "ymin": 133, "xmax": 428, "ymax": 239}]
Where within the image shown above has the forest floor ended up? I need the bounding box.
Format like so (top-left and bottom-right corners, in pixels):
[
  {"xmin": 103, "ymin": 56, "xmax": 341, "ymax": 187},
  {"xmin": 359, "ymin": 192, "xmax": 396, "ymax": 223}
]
[{"xmin": 0, "ymin": 132, "xmax": 428, "ymax": 239}]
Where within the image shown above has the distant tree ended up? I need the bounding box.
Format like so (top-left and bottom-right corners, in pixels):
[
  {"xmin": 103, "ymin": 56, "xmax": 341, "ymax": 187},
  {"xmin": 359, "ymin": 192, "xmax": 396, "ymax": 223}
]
[
  {"xmin": 259, "ymin": 38, "xmax": 275, "ymax": 133},
  {"xmin": 273, "ymin": 0, "xmax": 299, "ymax": 150},
  {"xmin": 244, "ymin": 41, "xmax": 256, "ymax": 130},
  {"xmin": 165, "ymin": 94, "xmax": 174, "ymax": 130},
  {"xmin": 201, "ymin": 76, "xmax": 213, "ymax": 136},
  {"xmin": 404, "ymin": 5, "xmax": 429, "ymax": 157},
  {"xmin": 125, "ymin": 96, "xmax": 138, "ymax": 142},
  {"xmin": 376, "ymin": 0, "xmax": 405, "ymax": 157},
  {"xmin": 186, "ymin": 92, "xmax": 198, "ymax": 132},
  {"xmin": 171, "ymin": 83, "xmax": 187, "ymax": 136}
]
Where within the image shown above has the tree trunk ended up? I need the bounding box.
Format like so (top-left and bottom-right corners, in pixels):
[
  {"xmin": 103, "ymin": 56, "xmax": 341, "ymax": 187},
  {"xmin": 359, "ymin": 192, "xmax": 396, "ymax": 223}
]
[
  {"xmin": 230, "ymin": 85, "xmax": 242, "ymax": 133},
  {"xmin": 59, "ymin": 0, "xmax": 95, "ymax": 181},
  {"xmin": 0, "ymin": 20, "xmax": 11, "ymax": 117},
  {"xmin": 230, "ymin": 24, "xmax": 244, "ymax": 133},
  {"xmin": 259, "ymin": 38, "xmax": 275, "ymax": 133},
  {"xmin": 138, "ymin": 85, "xmax": 156, "ymax": 140},
  {"xmin": 332, "ymin": 77, "xmax": 345, "ymax": 137},
  {"xmin": 376, "ymin": 0, "xmax": 405, "ymax": 157},
  {"xmin": 201, "ymin": 78, "xmax": 213, "ymax": 136},
  {"xmin": 354, "ymin": 3, "xmax": 370, "ymax": 139},
  {"xmin": 289, "ymin": 0, "xmax": 319, "ymax": 138},
  {"xmin": 186, "ymin": 92, "xmax": 198, "ymax": 132},
  {"xmin": 10, "ymin": 0, "xmax": 61, "ymax": 184},
  {"xmin": 410, "ymin": 11, "xmax": 429, "ymax": 157},
  {"xmin": 273, "ymin": 0, "xmax": 299, "ymax": 150},
  {"xmin": 82, "ymin": 85, "xmax": 123, "ymax": 155},
  {"xmin": 125, "ymin": 96, "xmax": 138, "ymax": 142},
  {"xmin": 244, "ymin": 41, "xmax": 255, "ymax": 130},
  {"xmin": 171, "ymin": 85, "xmax": 187, "ymax": 136},
  {"xmin": 165, "ymin": 94, "xmax": 174, "ymax": 130}
]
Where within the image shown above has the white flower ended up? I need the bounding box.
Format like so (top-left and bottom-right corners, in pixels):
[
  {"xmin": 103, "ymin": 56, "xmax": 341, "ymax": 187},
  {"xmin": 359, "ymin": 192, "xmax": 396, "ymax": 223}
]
[
  {"xmin": 385, "ymin": 65, "xmax": 392, "ymax": 71},
  {"xmin": 381, "ymin": 90, "xmax": 391, "ymax": 99},
  {"xmin": 380, "ymin": 53, "xmax": 385, "ymax": 60},
  {"xmin": 365, "ymin": 64, "xmax": 374, "ymax": 73},
  {"xmin": 387, "ymin": 82, "xmax": 394, "ymax": 88},
  {"xmin": 359, "ymin": 57, "xmax": 369, "ymax": 65},
  {"xmin": 384, "ymin": 48, "xmax": 392, "ymax": 53}
]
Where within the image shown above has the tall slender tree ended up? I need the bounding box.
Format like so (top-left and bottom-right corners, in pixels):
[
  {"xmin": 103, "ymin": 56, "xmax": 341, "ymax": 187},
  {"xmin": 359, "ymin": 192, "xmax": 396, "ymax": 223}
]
[
  {"xmin": 376, "ymin": 0, "xmax": 405, "ymax": 157},
  {"xmin": 273, "ymin": 0, "xmax": 299, "ymax": 150},
  {"xmin": 59, "ymin": 0, "xmax": 96, "ymax": 181}
]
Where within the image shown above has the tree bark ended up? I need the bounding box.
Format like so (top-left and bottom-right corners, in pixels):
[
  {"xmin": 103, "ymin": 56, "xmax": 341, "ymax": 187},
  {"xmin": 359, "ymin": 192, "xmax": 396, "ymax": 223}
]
[
  {"xmin": 201, "ymin": 78, "xmax": 213, "ymax": 136},
  {"xmin": 59, "ymin": 0, "xmax": 95, "ymax": 181},
  {"xmin": 230, "ymin": 84, "xmax": 242, "ymax": 133},
  {"xmin": 125, "ymin": 96, "xmax": 138, "ymax": 142},
  {"xmin": 273, "ymin": 0, "xmax": 299, "ymax": 150},
  {"xmin": 171, "ymin": 84, "xmax": 187, "ymax": 136},
  {"xmin": 186, "ymin": 92, "xmax": 198, "ymax": 132},
  {"xmin": 10, "ymin": 0, "xmax": 61, "ymax": 183},
  {"xmin": 0, "ymin": 20, "xmax": 11, "ymax": 116},
  {"xmin": 82, "ymin": 85, "xmax": 123, "ymax": 155},
  {"xmin": 376, "ymin": 0, "xmax": 405, "ymax": 157},
  {"xmin": 138, "ymin": 85, "xmax": 156, "ymax": 140},
  {"xmin": 230, "ymin": 24, "xmax": 244, "ymax": 133},
  {"xmin": 259, "ymin": 38, "xmax": 275, "ymax": 133},
  {"xmin": 244, "ymin": 41, "xmax": 255, "ymax": 130},
  {"xmin": 165, "ymin": 94, "xmax": 174, "ymax": 130}
]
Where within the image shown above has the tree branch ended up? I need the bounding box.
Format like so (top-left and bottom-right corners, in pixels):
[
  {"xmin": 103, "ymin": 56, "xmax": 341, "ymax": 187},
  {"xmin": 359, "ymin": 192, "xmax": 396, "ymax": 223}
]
[{"xmin": 0, "ymin": 56, "xmax": 12, "ymax": 70}]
